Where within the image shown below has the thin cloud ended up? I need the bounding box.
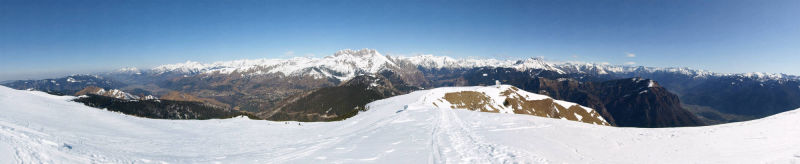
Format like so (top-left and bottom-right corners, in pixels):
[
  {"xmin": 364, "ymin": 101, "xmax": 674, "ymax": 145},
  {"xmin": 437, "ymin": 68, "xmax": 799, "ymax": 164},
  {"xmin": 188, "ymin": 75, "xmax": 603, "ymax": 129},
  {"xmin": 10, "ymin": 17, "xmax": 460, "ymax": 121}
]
[
  {"xmin": 626, "ymin": 53, "xmax": 636, "ymax": 58},
  {"xmin": 625, "ymin": 61, "xmax": 636, "ymax": 65}
]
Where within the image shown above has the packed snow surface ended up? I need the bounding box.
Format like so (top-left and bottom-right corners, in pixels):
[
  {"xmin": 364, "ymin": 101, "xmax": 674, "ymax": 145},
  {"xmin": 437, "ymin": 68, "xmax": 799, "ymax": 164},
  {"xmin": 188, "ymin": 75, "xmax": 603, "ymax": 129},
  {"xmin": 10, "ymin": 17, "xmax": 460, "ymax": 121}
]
[{"xmin": 1, "ymin": 86, "xmax": 799, "ymax": 163}]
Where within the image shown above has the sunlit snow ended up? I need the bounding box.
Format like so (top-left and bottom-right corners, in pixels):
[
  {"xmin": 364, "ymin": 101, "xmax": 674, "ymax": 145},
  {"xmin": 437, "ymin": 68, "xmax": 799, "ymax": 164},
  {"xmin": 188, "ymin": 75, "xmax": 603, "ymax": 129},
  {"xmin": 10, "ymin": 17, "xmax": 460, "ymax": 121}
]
[{"xmin": 1, "ymin": 86, "xmax": 799, "ymax": 163}]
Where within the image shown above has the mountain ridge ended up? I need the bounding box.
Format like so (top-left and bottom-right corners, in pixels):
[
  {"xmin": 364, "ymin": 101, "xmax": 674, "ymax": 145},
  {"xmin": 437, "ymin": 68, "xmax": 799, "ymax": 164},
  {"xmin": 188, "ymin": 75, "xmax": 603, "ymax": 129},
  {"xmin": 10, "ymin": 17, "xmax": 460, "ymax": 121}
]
[{"xmin": 138, "ymin": 49, "xmax": 799, "ymax": 82}]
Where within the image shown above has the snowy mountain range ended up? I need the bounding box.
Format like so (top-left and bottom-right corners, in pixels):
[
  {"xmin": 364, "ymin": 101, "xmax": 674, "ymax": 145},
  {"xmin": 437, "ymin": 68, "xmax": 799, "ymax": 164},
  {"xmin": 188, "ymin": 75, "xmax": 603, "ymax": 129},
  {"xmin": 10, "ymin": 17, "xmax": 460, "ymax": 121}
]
[
  {"xmin": 2, "ymin": 85, "xmax": 799, "ymax": 163},
  {"xmin": 143, "ymin": 48, "xmax": 798, "ymax": 82},
  {"xmin": 151, "ymin": 49, "xmax": 402, "ymax": 81}
]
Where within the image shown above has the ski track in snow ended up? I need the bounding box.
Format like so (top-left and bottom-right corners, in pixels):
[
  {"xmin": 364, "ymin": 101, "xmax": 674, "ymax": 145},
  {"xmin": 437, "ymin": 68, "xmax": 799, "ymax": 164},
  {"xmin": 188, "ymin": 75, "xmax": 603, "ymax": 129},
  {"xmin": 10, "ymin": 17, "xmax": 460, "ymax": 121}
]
[
  {"xmin": 432, "ymin": 104, "xmax": 545, "ymax": 163},
  {"xmin": 1, "ymin": 86, "xmax": 800, "ymax": 163}
]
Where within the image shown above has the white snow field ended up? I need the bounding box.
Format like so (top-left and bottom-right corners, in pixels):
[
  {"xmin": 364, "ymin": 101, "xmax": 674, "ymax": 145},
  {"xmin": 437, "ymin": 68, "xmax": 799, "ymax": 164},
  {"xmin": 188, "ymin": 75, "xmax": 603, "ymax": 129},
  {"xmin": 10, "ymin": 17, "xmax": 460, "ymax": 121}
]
[{"xmin": 1, "ymin": 86, "xmax": 799, "ymax": 163}]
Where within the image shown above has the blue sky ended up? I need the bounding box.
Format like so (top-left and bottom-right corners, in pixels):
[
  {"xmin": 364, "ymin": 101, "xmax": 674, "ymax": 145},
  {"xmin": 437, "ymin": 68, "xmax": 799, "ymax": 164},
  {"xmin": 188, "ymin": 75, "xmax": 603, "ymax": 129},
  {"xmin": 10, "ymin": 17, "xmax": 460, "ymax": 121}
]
[{"xmin": 1, "ymin": 0, "xmax": 799, "ymax": 81}]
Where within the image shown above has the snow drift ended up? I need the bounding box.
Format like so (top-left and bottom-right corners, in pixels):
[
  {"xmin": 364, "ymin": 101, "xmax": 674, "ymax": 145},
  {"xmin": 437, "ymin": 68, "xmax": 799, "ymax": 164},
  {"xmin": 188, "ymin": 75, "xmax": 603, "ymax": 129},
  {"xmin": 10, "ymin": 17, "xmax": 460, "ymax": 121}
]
[{"xmin": 1, "ymin": 86, "xmax": 799, "ymax": 163}]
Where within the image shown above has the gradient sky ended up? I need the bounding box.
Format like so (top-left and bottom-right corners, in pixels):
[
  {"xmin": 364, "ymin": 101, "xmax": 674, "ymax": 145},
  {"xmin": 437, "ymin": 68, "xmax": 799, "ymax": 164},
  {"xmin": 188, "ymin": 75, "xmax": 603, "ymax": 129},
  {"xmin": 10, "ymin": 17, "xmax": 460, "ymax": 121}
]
[{"xmin": 1, "ymin": 0, "xmax": 799, "ymax": 81}]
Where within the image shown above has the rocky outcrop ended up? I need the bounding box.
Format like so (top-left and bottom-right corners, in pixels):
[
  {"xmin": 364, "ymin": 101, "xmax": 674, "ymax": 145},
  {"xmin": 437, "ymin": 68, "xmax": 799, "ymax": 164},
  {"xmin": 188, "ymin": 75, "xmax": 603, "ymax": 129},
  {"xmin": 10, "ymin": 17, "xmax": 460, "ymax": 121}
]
[{"xmin": 430, "ymin": 85, "xmax": 610, "ymax": 126}]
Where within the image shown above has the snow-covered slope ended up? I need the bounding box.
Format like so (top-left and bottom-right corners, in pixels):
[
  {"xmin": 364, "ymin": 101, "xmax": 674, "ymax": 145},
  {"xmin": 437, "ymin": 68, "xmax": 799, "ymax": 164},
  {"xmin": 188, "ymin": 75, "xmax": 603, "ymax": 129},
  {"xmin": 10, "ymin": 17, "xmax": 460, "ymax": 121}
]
[{"xmin": 1, "ymin": 86, "xmax": 799, "ymax": 163}]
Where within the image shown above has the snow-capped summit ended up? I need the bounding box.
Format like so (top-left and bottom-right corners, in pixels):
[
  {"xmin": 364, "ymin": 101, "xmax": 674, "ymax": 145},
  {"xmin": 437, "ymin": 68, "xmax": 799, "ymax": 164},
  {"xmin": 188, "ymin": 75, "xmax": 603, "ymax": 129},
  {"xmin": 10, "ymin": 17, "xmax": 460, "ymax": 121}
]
[
  {"xmin": 512, "ymin": 57, "xmax": 565, "ymax": 74},
  {"xmin": 321, "ymin": 48, "xmax": 396, "ymax": 76}
]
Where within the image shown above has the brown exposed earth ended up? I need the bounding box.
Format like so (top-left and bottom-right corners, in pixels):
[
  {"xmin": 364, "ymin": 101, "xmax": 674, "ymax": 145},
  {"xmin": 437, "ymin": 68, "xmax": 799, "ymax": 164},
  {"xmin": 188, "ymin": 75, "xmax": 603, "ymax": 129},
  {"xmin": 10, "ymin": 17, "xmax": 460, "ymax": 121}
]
[
  {"xmin": 443, "ymin": 91, "xmax": 499, "ymax": 113},
  {"xmin": 441, "ymin": 87, "xmax": 610, "ymax": 126}
]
